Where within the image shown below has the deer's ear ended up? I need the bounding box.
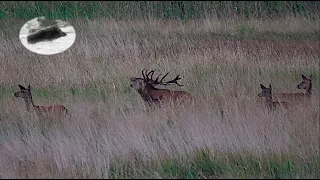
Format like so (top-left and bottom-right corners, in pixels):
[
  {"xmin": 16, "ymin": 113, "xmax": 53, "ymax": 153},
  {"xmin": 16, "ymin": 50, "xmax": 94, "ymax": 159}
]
[
  {"xmin": 260, "ymin": 84, "xmax": 266, "ymax": 89},
  {"xmin": 28, "ymin": 84, "xmax": 31, "ymax": 89},
  {"xmin": 309, "ymin": 74, "xmax": 312, "ymax": 79},
  {"xmin": 269, "ymin": 84, "xmax": 272, "ymax": 89},
  {"xmin": 18, "ymin": 85, "xmax": 26, "ymax": 90},
  {"xmin": 302, "ymin": 74, "xmax": 307, "ymax": 80}
]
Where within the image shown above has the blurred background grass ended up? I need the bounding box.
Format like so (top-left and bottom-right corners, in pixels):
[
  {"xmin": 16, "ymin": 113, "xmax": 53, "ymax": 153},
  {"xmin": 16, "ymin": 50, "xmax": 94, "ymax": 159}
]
[
  {"xmin": 0, "ymin": 1, "xmax": 319, "ymax": 179},
  {"xmin": 1, "ymin": 1, "xmax": 319, "ymax": 20}
]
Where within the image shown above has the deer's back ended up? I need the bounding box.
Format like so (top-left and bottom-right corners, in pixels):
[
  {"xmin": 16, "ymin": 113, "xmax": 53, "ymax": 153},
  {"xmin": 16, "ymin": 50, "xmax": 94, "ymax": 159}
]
[
  {"xmin": 172, "ymin": 90, "xmax": 194, "ymax": 102},
  {"xmin": 35, "ymin": 105, "xmax": 68, "ymax": 117},
  {"xmin": 273, "ymin": 93, "xmax": 310, "ymax": 105},
  {"xmin": 149, "ymin": 89, "xmax": 193, "ymax": 103},
  {"xmin": 272, "ymin": 101, "xmax": 289, "ymax": 109}
]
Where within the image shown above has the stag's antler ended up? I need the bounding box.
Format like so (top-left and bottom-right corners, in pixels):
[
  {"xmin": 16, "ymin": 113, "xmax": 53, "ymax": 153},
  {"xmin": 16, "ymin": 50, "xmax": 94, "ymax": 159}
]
[
  {"xmin": 153, "ymin": 73, "xmax": 183, "ymax": 87},
  {"xmin": 141, "ymin": 69, "xmax": 183, "ymax": 87},
  {"xmin": 141, "ymin": 69, "xmax": 146, "ymax": 80},
  {"xmin": 142, "ymin": 69, "xmax": 156, "ymax": 83}
]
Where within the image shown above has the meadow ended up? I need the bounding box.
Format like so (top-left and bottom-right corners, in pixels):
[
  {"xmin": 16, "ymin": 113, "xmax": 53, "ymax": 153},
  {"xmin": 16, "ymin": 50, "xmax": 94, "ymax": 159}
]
[{"xmin": 0, "ymin": 1, "xmax": 319, "ymax": 179}]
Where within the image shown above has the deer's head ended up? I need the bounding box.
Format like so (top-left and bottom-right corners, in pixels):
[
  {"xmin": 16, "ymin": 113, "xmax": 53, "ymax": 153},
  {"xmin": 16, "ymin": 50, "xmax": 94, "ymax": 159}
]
[
  {"xmin": 258, "ymin": 84, "xmax": 272, "ymax": 98},
  {"xmin": 14, "ymin": 84, "xmax": 32, "ymax": 99},
  {"xmin": 297, "ymin": 74, "xmax": 312, "ymax": 90}
]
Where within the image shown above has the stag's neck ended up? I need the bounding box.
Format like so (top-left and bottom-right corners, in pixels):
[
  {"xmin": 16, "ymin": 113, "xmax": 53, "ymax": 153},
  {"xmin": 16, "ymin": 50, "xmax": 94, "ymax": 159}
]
[
  {"xmin": 138, "ymin": 86, "xmax": 162, "ymax": 105},
  {"xmin": 138, "ymin": 89, "xmax": 154, "ymax": 103},
  {"xmin": 138, "ymin": 90, "xmax": 151, "ymax": 101}
]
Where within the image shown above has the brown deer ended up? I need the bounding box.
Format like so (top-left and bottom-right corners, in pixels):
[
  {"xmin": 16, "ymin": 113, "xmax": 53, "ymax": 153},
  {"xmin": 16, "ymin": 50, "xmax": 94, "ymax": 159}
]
[
  {"xmin": 130, "ymin": 69, "xmax": 194, "ymax": 108},
  {"xmin": 258, "ymin": 84, "xmax": 289, "ymax": 110},
  {"xmin": 272, "ymin": 74, "xmax": 312, "ymax": 104},
  {"xmin": 14, "ymin": 84, "xmax": 68, "ymax": 119},
  {"xmin": 297, "ymin": 74, "xmax": 312, "ymax": 96}
]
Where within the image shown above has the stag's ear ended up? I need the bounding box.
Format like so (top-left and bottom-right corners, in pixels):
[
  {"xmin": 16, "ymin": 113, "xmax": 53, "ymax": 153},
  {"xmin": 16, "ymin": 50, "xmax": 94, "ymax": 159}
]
[
  {"xmin": 260, "ymin": 84, "xmax": 266, "ymax": 89},
  {"xmin": 302, "ymin": 74, "xmax": 307, "ymax": 80},
  {"xmin": 18, "ymin": 85, "xmax": 26, "ymax": 90},
  {"xmin": 309, "ymin": 74, "xmax": 312, "ymax": 79},
  {"xmin": 28, "ymin": 84, "xmax": 31, "ymax": 89},
  {"xmin": 269, "ymin": 84, "xmax": 272, "ymax": 89}
]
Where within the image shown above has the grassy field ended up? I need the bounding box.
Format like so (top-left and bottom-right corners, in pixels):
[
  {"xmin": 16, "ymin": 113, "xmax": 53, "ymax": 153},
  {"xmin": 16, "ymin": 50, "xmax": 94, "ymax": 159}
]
[
  {"xmin": 0, "ymin": 2, "xmax": 319, "ymax": 179},
  {"xmin": 1, "ymin": 1, "xmax": 319, "ymax": 20}
]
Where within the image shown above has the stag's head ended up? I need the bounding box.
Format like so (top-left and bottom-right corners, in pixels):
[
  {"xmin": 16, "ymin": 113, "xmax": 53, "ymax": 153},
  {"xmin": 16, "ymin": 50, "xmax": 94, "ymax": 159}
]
[
  {"xmin": 130, "ymin": 69, "xmax": 183, "ymax": 92},
  {"xmin": 130, "ymin": 77, "xmax": 147, "ymax": 91}
]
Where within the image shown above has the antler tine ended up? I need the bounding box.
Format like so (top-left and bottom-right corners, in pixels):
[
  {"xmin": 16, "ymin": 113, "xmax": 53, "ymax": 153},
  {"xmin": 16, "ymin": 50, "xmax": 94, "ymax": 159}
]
[
  {"xmin": 141, "ymin": 69, "xmax": 146, "ymax": 79},
  {"xmin": 146, "ymin": 69, "xmax": 156, "ymax": 78},
  {"xmin": 150, "ymin": 70, "xmax": 156, "ymax": 80},
  {"xmin": 141, "ymin": 69, "xmax": 157, "ymax": 83},
  {"xmin": 159, "ymin": 72, "xmax": 169, "ymax": 83},
  {"xmin": 144, "ymin": 69, "xmax": 154, "ymax": 82},
  {"xmin": 163, "ymin": 74, "xmax": 184, "ymax": 86},
  {"xmin": 154, "ymin": 73, "xmax": 162, "ymax": 82},
  {"xmin": 153, "ymin": 72, "xmax": 169, "ymax": 84},
  {"xmin": 145, "ymin": 69, "xmax": 151, "ymax": 82},
  {"xmin": 150, "ymin": 71, "xmax": 184, "ymax": 87}
]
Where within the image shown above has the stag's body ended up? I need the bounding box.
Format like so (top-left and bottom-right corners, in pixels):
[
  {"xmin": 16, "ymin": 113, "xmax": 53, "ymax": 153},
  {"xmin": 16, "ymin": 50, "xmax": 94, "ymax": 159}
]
[
  {"xmin": 130, "ymin": 69, "xmax": 193, "ymax": 108},
  {"xmin": 14, "ymin": 85, "xmax": 68, "ymax": 119},
  {"xmin": 137, "ymin": 83, "xmax": 193, "ymax": 106},
  {"xmin": 258, "ymin": 84, "xmax": 289, "ymax": 110},
  {"xmin": 273, "ymin": 74, "xmax": 312, "ymax": 103}
]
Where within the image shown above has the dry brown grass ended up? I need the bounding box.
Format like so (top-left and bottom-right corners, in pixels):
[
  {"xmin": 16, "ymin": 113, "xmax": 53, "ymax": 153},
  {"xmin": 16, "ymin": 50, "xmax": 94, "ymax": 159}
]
[{"xmin": 0, "ymin": 18, "xmax": 319, "ymax": 178}]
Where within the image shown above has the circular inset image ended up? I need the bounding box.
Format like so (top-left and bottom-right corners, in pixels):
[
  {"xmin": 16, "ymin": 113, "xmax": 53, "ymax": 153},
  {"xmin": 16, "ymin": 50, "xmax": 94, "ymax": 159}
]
[{"xmin": 19, "ymin": 16, "xmax": 76, "ymax": 55}]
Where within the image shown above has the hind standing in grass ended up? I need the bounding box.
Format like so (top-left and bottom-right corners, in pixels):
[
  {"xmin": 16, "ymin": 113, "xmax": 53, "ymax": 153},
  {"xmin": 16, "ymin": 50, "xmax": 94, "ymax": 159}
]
[{"xmin": 14, "ymin": 84, "xmax": 69, "ymax": 119}]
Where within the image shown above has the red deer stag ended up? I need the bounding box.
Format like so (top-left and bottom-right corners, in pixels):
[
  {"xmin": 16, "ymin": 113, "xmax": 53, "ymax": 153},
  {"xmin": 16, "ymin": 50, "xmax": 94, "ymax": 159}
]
[
  {"xmin": 258, "ymin": 84, "xmax": 289, "ymax": 110},
  {"xmin": 130, "ymin": 69, "xmax": 194, "ymax": 108},
  {"xmin": 14, "ymin": 84, "xmax": 68, "ymax": 119}
]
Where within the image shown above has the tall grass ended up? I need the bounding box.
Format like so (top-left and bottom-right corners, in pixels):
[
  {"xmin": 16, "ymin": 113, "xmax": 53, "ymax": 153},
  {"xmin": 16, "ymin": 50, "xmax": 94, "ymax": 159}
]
[
  {"xmin": 0, "ymin": 8, "xmax": 319, "ymax": 179},
  {"xmin": 1, "ymin": 1, "xmax": 319, "ymax": 20}
]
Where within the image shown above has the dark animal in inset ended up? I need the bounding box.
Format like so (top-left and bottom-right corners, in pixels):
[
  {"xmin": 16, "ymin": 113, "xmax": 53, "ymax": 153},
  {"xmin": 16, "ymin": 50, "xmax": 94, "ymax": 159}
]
[{"xmin": 27, "ymin": 25, "xmax": 67, "ymax": 44}]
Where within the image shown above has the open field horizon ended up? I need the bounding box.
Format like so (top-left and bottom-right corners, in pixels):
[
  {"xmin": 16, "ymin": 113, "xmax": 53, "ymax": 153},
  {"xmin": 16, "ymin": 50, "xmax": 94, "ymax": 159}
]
[{"xmin": 0, "ymin": 4, "xmax": 319, "ymax": 178}]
